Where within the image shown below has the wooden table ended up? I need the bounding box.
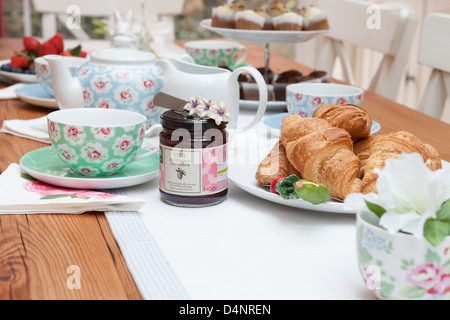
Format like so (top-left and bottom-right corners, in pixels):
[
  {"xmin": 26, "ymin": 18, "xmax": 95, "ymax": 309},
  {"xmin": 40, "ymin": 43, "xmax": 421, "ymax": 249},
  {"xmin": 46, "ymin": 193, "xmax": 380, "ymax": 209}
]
[{"xmin": 0, "ymin": 37, "xmax": 450, "ymax": 300}]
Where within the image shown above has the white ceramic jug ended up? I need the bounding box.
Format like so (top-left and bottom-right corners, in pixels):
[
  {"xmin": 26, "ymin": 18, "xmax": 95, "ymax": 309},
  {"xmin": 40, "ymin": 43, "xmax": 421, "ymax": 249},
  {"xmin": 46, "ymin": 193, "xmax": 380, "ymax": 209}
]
[{"xmin": 155, "ymin": 56, "xmax": 268, "ymax": 130}]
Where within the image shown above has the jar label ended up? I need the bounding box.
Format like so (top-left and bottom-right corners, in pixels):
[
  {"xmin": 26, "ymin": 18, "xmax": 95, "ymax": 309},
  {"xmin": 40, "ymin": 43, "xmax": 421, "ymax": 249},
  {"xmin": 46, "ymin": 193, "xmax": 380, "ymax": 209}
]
[{"xmin": 159, "ymin": 144, "xmax": 228, "ymax": 196}]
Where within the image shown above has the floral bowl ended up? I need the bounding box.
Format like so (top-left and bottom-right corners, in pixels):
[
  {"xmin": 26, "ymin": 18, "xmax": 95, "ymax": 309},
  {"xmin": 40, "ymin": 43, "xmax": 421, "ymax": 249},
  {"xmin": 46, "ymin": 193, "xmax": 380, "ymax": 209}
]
[
  {"xmin": 357, "ymin": 209, "xmax": 450, "ymax": 300},
  {"xmin": 286, "ymin": 83, "xmax": 364, "ymax": 117}
]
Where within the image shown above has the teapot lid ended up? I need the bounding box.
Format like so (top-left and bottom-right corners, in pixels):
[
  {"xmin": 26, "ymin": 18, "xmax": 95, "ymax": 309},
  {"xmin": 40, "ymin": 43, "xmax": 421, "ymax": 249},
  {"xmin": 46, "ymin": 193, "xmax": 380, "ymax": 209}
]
[{"xmin": 90, "ymin": 36, "xmax": 156, "ymax": 64}]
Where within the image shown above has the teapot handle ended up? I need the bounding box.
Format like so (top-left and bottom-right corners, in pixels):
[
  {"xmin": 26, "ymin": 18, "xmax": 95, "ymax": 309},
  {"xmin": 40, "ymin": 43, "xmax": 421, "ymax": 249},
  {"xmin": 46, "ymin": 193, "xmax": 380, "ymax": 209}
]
[{"xmin": 230, "ymin": 66, "xmax": 268, "ymax": 131}]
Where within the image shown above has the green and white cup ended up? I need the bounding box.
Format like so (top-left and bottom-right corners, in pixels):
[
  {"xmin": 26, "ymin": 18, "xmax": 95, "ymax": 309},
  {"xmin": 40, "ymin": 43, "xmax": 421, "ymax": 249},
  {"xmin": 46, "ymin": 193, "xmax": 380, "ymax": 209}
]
[
  {"xmin": 47, "ymin": 108, "xmax": 159, "ymax": 176},
  {"xmin": 184, "ymin": 40, "xmax": 247, "ymax": 69}
]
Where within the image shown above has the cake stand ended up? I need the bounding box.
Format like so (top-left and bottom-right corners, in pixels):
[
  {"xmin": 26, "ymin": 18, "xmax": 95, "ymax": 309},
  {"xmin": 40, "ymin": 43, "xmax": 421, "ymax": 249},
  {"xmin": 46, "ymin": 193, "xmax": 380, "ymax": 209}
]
[{"xmin": 199, "ymin": 18, "xmax": 331, "ymax": 110}]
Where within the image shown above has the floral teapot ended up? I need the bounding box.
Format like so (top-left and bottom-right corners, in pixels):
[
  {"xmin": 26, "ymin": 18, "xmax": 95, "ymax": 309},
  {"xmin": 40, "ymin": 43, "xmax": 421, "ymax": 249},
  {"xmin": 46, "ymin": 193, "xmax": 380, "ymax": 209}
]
[{"xmin": 45, "ymin": 36, "xmax": 164, "ymax": 125}]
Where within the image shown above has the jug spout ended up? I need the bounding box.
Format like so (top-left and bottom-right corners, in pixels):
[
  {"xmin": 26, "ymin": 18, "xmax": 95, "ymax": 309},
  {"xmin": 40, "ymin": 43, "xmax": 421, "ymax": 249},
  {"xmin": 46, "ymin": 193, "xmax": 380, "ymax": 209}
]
[{"xmin": 44, "ymin": 55, "xmax": 84, "ymax": 109}]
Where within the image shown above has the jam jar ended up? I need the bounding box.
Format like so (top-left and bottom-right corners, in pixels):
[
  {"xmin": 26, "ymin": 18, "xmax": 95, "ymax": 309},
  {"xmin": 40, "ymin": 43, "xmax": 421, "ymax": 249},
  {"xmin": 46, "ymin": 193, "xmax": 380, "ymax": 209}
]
[{"xmin": 159, "ymin": 110, "xmax": 228, "ymax": 207}]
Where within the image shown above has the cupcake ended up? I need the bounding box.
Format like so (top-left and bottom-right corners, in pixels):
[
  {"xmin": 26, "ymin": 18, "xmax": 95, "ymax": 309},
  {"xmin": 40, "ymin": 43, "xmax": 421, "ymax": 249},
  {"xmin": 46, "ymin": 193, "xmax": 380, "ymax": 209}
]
[
  {"xmin": 272, "ymin": 11, "xmax": 303, "ymax": 31},
  {"xmin": 298, "ymin": 5, "xmax": 330, "ymax": 31},
  {"xmin": 211, "ymin": 3, "xmax": 245, "ymax": 29},
  {"xmin": 254, "ymin": 9, "xmax": 273, "ymax": 30},
  {"xmin": 235, "ymin": 9, "xmax": 265, "ymax": 30},
  {"xmin": 267, "ymin": 1, "xmax": 287, "ymax": 17}
]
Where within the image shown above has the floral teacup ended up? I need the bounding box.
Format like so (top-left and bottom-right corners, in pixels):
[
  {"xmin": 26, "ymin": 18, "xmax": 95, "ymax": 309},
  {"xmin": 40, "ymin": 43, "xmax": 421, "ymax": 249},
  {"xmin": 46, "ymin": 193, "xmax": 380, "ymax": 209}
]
[
  {"xmin": 47, "ymin": 108, "xmax": 159, "ymax": 176},
  {"xmin": 286, "ymin": 83, "xmax": 364, "ymax": 117},
  {"xmin": 356, "ymin": 209, "xmax": 450, "ymax": 300},
  {"xmin": 185, "ymin": 40, "xmax": 247, "ymax": 69}
]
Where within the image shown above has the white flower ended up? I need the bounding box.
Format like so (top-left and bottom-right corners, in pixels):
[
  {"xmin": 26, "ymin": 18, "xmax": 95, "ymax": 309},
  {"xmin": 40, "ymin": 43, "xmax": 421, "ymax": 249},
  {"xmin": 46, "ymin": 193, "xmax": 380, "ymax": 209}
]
[
  {"xmin": 183, "ymin": 96, "xmax": 202, "ymax": 116},
  {"xmin": 196, "ymin": 98, "xmax": 214, "ymax": 118},
  {"xmin": 344, "ymin": 153, "xmax": 450, "ymax": 237},
  {"xmin": 208, "ymin": 101, "xmax": 231, "ymax": 125}
]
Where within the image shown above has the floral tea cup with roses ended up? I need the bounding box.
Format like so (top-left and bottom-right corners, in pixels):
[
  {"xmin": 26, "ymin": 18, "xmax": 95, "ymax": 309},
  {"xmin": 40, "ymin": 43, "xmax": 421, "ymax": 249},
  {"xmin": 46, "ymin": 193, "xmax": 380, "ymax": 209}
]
[
  {"xmin": 47, "ymin": 108, "xmax": 159, "ymax": 176},
  {"xmin": 286, "ymin": 83, "xmax": 364, "ymax": 117}
]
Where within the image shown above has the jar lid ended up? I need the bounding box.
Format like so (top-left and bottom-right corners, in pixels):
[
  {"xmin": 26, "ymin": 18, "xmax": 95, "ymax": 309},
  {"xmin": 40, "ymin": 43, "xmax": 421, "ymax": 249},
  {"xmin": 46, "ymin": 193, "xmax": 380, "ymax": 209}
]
[
  {"xmin": 160, "ymin": 110, "xmax": 227, "ymax": 131},
  {"xmin": 90, "ymin": 36, "xmax": 156, "ymax": 64}
]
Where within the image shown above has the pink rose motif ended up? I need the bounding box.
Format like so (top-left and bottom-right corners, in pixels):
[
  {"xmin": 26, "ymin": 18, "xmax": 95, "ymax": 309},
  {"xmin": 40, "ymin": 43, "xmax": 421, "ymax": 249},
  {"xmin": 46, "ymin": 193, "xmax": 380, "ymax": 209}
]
[
  {"xmin": 226, "ymin": 48, "xmax": 233, "ymax": 54},
  {"xmin": 101, "ymin": 128, "xmax": 111, "ymax": 135},
  {"xmin": 107, "ymin": 162, "xmax": 119, "ymax": 169},
  {"xmin": 81, "ymin": 168, "xmax": 93, "ymax": 175},
  {"xmin": 116, "ymin": 72, "xmax": 127, "ymax": 80},
  {"xmin": 427, "ymin": 274, "xmax": 450, "ymax": 295},
  {"xmin": 209, "ymin": 183, "xmax": 218, "ymax": 193},
  {"xmin": 143, "ymin": 79, "xmax": 154, "ymax": 89},
  {"xmin": 298, "ymin": 111, "xmax": 308, "ymax": 118},
  {"xmin": 83, "ymin": 90, "xmax": 90, "ymax": 99},
  {"xmin": 336, "ymin": 97, "xmax": 346, "ymax": 105},
  {"xmin": 312, "ymin": 97, "xmax": 322, "ymax": 106},
  {"xmin": 67, "ymin": 127, "xmax": 80, "ymax": 137},
  {"xmin": 88, "ymin": 150, "xmax": 102, "ymax": 160},
  {"xmin": 407, "ymin": 263, "xmax": 443, "ymax": 288},
  {"xmin": 99, "ymin": 102, "xmax": 110, "ymax": 108},
  {"xmin": 295, "ymin": 93, "xmax": 304, "ymax": 102},
  {"xmin": 202, "ymin": 174, "xmax": 211, "ymax": 187},
  {"xmin": 49, "ymin": 121, "xmax": 56, "ymax": 133},
  {"xmin": 120, "ymin": 91, "xmax": 132, "ymax": 100},
  {"xmin": 120, "ymin": 140, "xmax": 130, "ymax": 151},
  {"xmin": 62, "ymin": 150, "xmax": 72, "ymax": 160},
  {"xmin": 209, "ymin": 163, "xmax": 218, "ymax": 177},
  {"xmin": 23, "ymin": 181, "xmax": 117, "ymax": 199},
  {"xmin": 96, "ymin": 81, "xmax": 106, "ymax": 89}
]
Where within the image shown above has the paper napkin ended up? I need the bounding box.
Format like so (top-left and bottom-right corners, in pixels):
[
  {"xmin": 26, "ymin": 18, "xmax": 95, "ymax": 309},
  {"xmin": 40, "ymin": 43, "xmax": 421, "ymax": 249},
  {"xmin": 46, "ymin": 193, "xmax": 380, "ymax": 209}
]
[
  {"xmin": 0, "ymin": 83, "xmax": 26, "ymax": 99},
  {"xmin": 0, "ymin": 116, "xmax": 50, "ymax": 144},
  {"xmin": 0, "ymin": 163, "xmax": 146, "ymax": 214}
]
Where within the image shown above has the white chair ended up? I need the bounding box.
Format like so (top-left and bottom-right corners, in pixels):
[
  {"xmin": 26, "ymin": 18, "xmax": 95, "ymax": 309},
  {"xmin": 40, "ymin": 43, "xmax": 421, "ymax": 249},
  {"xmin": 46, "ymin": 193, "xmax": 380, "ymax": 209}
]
[
  {"xmin": 25, "ymin": 0, "xmax": 185, "ymax": 41},
  {"xmin": 313, "ymin": 0, "xmax": 417, "ymax": 101},
  {"xmin": 417, "ymin": 13, "xmax": 450, "ymax": 120}
]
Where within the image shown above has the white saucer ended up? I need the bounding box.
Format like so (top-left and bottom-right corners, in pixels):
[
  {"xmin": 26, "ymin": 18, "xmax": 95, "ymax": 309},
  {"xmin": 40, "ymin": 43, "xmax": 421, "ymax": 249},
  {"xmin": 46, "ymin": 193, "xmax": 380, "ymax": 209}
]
[
  {"xmin": 263, "ymin": 112, "xmax": 381, "ymax": 135},
  {"xmin": 15, "ymin": 83, "xmax": 58, "ymax": 109},
  {"xmin": 20, "ymin": 146, "xmax": 159, "ymax": 189}
]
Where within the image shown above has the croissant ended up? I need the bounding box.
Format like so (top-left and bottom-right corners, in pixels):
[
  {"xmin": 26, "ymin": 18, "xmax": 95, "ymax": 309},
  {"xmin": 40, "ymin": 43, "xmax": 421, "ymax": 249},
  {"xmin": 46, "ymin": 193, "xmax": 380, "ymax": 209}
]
[
  {"xmin": 361, "ymin": 131, "xmax": 442, "ymax": 193},
  {"xmin": 281, "ymin": 113, "xmax": 362, "ymax": 200},
  {"xmin": 255, "ymin": 140, "xmax": 301, "ymax": 185},
  {"xmin": 312, "ymin": 104, "xmax": 372, "ymax": 139}
]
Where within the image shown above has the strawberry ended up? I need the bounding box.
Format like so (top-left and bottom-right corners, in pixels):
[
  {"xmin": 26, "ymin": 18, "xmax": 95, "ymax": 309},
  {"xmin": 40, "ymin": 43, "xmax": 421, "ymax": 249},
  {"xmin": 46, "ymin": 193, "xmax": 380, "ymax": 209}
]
[
  {"xmin": 48, "ymin": 33, "xmax": 64, "ymax": 54},
  {"xmin": 60, "ymin": 52, "xmax": 72, "ymax": 57},
  {"xmin": 37, "ymin": 41, "xmax": 58, "ymax": 57},
  {"xmin": 78, "ymin": 51, "xmax": 88, "ymax": 58},
  {"xmin": 23, "ymin": 36, "xmax": 41, "ymax": 52},
  {"xmin": 10, "ymin": 53, "xmax": 30, "ymax": 69}
]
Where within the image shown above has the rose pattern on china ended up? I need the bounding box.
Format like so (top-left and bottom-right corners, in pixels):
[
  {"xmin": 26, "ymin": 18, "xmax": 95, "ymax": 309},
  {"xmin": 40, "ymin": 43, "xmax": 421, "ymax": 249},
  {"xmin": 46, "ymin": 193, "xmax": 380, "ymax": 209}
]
[
  {"xmin": 56, "ymin": 144, "xmax": 79, "ymax": 164},
  {"xmin": 24, "ymin": 180, "xmax": 117, "ymax": 200},
  {"xmin": 91, "ymin": 127, "xmax": 114, "ymax": 141},
  {"xmin": 63, "ymin": 125, "xmax": 86, "ymax": 145},
  {"xmin": 95, "ymin": 98, "xmax": 116, "ymax": 109},
  {"xmin": 48, "ymin": 120, "xmax": 61, "ymax": 142},
  {"xmin": 101, "ymin": 158, "xmax": 126, "ymax": 173},
  {"xmin": 186, "ymin": 47, "xmax": 241, "ymax": 68},
  {"xmin": 112, "ymin": 134, "xmax": 135, "ymax": 156},
  {"xmin": 80, "ymin": 142, "xmax": 108, "ymax": 163},
  {"xmin": 90, "ymin": 75, "xmax": 112, "ymax": 94},
  {"xmin": 357, "ymin": 224, "xmax": 450, "ymax": 300},
  {"xmin": 76, "ymin": 62, "xmax": 164, "ymax": 124},
  {"xmin": 114, "ymin": 86, "xmax": 139, "ymax": 105},
  {"xmin": 332, "ymin": 97, "xmax": 348, "ymax": 105},
  {"xmin": 137, "ymin": 75, "xmax": 158, "ymax": 93}
]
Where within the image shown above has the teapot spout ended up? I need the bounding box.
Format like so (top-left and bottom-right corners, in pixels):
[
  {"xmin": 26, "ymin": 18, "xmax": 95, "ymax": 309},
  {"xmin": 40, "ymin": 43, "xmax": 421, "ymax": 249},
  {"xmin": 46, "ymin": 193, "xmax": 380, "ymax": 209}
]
[{"xmin": 44, "ymin": 55, "xmax": 84, "ymax": 109}]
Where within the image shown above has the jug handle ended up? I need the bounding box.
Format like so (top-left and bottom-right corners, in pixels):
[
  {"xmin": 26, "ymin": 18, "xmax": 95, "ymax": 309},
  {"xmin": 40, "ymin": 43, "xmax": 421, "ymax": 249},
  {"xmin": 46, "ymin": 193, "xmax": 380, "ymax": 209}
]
[{"xmin": 230, "ymin": 66, "xmax": 268, "ymax": 131}]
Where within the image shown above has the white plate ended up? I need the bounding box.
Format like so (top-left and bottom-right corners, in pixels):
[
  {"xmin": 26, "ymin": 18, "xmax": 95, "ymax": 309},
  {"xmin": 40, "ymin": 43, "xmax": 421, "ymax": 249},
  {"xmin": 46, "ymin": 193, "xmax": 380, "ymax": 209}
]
[
  {"xmin": 15, "ymin": 83, "xmax": 58, "ymax": 109},
  {"xmin": 0, "ymin": 59, "xmax": 37, "ymax": 83},
  {"xmin": 229, "ymin": 161, "xmax": 355, "ymax": 214},
  {"xmin": 20, "ymin": 146, "xmax": 159, "ymax": 190},
  {"xmin": 200, "ymin": 19, "xmax": 331, "ymax": 44},
  {"xmin": 263, "ymin": 112, "xmax": 381, "ymax": 135}
]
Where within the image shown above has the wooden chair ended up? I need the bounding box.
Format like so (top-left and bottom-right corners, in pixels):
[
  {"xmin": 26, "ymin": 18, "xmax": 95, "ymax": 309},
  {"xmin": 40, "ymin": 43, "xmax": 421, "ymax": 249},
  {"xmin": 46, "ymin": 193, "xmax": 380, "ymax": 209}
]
[
  {"xmin": 313, "ymin": 0, "xmax": 417, "ymax": 101},
  {"xmin": 25, "ymin": 0, "xmax": 185, "ymax": 41},
  {"xmin": 417, "ymin": 13, "xmax": 450, "ymax": 120}
]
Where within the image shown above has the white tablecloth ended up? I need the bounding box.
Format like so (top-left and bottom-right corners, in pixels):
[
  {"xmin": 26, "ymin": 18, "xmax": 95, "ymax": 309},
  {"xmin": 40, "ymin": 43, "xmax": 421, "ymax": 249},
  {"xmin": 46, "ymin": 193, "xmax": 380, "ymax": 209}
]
[{"xmin": 106, "ymin": 109, "xmax": 375, "ymax": 300}]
